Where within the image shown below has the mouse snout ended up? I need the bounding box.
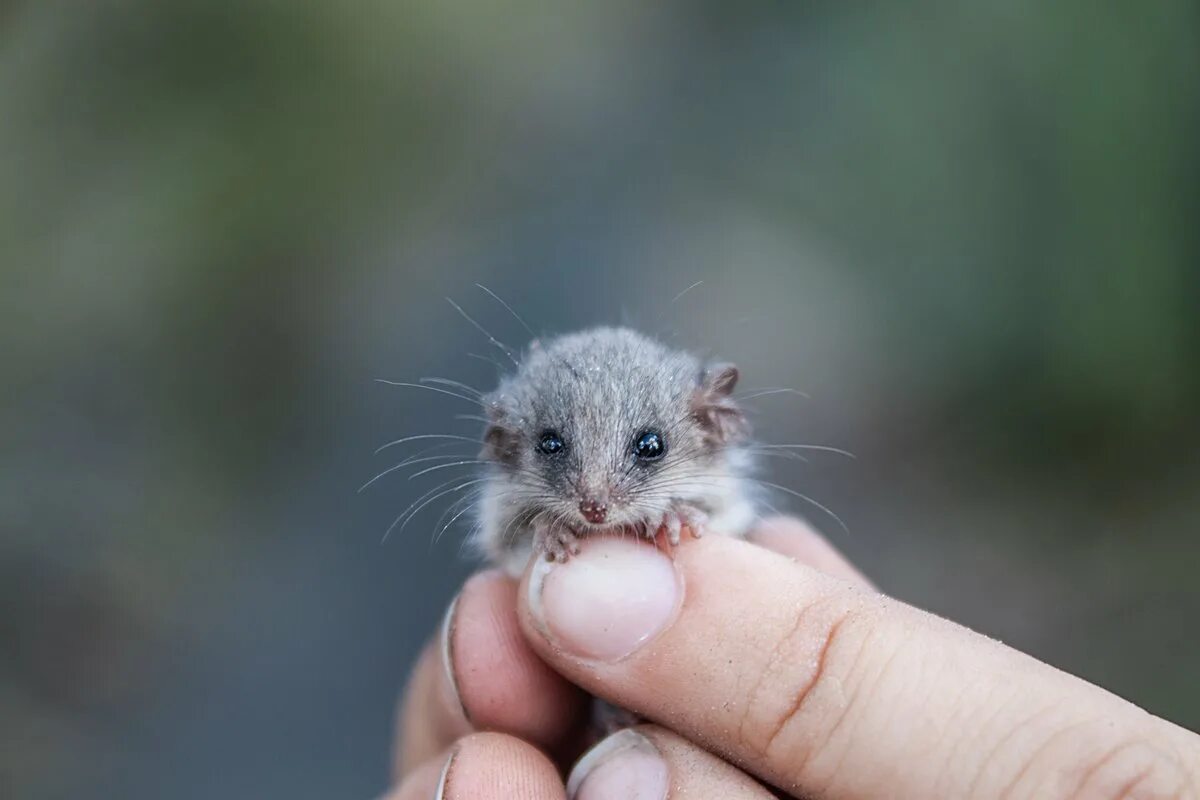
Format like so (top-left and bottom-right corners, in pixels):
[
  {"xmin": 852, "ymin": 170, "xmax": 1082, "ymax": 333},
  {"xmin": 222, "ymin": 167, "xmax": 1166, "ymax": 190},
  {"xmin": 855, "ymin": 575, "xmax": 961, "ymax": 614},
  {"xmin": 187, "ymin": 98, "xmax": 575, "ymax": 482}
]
[{"xmin": 578, "ymin": 497, "xmax": 608, "ymax": 524}]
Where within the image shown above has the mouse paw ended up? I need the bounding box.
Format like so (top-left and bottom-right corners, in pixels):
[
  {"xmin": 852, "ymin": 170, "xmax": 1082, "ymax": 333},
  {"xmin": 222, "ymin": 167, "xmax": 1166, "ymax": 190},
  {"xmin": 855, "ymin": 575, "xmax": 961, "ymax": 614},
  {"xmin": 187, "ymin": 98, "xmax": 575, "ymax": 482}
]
[
  {"xmin": 659, "ymin": 512, "xmax": 683, "ymax": 546},
  {"xmin": 674, "ymin": 504, "xmax": 708, "ymax": 541},
  {"xmin": 537, "ymin": 527, "xmax": 582, "ymax": 563},
  {"xmin": 659, "ymin": 505, "xmax": 708, "ymax": 545}
]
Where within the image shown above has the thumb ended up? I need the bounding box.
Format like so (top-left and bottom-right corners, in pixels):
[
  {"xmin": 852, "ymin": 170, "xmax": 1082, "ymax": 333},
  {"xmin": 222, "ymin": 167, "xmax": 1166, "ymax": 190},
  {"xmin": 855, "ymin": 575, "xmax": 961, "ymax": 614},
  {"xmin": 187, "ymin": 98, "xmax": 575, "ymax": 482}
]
[{"xmin": 517, "ymin": 533, "xmax": 1200, "ymax": 799}]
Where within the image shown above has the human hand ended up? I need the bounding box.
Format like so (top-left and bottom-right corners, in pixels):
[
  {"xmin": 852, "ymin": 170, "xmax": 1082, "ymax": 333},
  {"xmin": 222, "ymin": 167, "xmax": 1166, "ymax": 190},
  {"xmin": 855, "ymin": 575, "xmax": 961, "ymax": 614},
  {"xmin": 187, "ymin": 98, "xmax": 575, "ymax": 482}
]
[
  {"xmin": 390, "ymin": 518, "xmax": 1200, "ymax": 798},
  {"xmin": 385, "ymin": 519, "xmax": 848, "ymax": 798},
  {"xmin": 385, "ymin": 551, "xmax": 771, "ymax": 798}
]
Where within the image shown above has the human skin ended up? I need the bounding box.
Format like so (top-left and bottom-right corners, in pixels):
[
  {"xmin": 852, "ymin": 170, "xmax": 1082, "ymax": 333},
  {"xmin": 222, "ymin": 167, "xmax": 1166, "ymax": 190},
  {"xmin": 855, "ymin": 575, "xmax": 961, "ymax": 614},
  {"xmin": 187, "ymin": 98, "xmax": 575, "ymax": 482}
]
[{"xmin": 386, "ymin": 518, "xmax": 1200, "ymax": 799}]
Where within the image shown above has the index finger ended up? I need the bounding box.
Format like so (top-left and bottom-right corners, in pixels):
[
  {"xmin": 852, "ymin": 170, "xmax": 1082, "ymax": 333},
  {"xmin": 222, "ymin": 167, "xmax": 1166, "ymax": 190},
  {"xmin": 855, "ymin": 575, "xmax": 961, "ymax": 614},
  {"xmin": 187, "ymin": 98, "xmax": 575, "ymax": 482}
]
[
  {"xmin": 395, "ymin": 570, "xmax": 588, "ymax": 776},
  {"xmin": 386, "ymin": 733, "xmax": 565, "ymax": 800},
  {"xmin": 518, "ymin": 534, "xmax": 1200, "ymax": 799}
]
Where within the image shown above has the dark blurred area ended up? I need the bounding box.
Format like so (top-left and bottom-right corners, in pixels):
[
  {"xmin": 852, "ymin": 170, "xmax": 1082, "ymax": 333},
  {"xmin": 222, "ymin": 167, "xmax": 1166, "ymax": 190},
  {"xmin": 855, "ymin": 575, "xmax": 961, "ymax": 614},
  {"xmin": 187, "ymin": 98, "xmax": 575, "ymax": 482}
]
[{"xmin": 2, "ymin": 1, "xmax": 1198, "ymax": 797}]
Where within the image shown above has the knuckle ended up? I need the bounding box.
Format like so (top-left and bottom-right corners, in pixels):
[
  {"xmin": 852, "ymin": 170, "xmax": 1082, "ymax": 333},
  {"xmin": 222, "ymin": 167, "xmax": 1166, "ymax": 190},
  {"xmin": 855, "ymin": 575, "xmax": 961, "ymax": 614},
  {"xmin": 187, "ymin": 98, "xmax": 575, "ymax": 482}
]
[{"xmin": 739, "ymin": 592, "xmax": 882, "ymax": 771}]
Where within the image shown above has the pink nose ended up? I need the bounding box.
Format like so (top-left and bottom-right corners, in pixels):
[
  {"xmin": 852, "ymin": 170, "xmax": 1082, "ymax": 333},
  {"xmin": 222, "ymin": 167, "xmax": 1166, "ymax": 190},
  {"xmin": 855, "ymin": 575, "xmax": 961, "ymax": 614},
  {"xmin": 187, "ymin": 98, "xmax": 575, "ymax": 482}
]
[{"xmin": 578, "ymin": 498, "xmax": 608, "ymax": 524}]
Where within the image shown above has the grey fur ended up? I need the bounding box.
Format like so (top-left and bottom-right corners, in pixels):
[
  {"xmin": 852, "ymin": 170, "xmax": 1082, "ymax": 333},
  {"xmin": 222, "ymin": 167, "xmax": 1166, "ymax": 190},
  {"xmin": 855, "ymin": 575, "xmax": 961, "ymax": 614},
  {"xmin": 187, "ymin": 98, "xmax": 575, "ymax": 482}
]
[{"xmin": 474, "ymin": 327, "xmax": 758, "ymax": 575}]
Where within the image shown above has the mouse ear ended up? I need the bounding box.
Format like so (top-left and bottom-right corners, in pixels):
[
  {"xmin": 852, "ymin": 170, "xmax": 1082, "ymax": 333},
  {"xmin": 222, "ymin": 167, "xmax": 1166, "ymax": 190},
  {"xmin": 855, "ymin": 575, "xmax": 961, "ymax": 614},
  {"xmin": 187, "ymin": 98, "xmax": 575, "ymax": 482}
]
[
  {"xmin": 692, "ymin": 362, "xmax": 749, "ymax": 445},
  {"xmin": 703, "ymin": 362, "xmax": 739, "ymax": 396},
  {"xmin": 481, "ymin": 398, "xmax": 521, "ymax": 463}
]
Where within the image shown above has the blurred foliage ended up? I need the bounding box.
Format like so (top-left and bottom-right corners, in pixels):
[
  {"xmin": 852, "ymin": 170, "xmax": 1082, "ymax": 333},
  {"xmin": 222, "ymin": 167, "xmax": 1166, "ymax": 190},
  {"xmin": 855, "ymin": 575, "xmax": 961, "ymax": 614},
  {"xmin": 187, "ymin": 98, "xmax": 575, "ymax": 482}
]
[{"xmin": 1, "ymin": 1, "xmax": 1197, "ymax": 797}]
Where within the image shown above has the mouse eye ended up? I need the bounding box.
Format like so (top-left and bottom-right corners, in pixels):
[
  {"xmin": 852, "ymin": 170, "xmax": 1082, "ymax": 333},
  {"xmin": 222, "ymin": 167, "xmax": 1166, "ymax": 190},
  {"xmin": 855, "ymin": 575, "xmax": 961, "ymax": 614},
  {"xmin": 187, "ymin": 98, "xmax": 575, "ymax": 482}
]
[
  {"xmin": 538, "ymin": 431, "xmax": 564, "ymax": 455},
  {"xmin": 633, "ymin": 430, "xmax": 665, "ymax": 460}
]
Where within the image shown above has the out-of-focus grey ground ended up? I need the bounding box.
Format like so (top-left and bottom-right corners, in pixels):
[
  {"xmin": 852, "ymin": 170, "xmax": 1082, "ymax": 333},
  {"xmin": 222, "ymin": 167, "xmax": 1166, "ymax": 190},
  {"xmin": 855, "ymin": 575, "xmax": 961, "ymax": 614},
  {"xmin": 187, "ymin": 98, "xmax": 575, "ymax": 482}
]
[{"xmin": 2, "ymin": 2, "xmax": 1198, "ymax": 798}]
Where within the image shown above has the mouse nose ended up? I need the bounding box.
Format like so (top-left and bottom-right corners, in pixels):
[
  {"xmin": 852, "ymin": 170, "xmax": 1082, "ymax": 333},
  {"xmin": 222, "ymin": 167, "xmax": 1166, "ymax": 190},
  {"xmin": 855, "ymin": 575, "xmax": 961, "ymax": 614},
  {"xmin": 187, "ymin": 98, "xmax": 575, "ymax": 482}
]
[{"xmin": 578, "ymin": 497, "xmax": 608, "ymax": 524}]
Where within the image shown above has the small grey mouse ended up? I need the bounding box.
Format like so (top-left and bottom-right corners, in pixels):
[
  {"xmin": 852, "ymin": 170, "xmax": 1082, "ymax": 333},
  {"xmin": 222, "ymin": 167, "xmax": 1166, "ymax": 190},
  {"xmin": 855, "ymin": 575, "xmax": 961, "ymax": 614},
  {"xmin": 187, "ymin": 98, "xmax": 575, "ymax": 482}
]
[{"xmin": 474, "ymin": 326, "xmax": 758, "ymax": 576}]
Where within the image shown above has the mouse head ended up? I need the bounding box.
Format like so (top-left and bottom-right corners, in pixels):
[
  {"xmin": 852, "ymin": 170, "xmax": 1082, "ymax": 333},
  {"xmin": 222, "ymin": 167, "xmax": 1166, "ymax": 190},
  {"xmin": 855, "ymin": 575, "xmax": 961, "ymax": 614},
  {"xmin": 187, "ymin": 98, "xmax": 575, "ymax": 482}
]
[{"xmin": 481, "ymin": 328, "xmax": 748, "ymax": 532}]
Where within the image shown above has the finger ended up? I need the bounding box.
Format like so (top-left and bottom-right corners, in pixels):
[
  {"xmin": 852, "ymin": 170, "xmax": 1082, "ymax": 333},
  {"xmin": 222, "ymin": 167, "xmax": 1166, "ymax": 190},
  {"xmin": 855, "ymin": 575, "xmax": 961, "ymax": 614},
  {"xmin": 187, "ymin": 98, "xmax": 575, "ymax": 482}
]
[
  {"xmin": 394, "ymin": 637, "xmax": 469, "ymax": 779},
  {"xmin": 395, "ymin": 570, "xmax": 588, "ymax": 777},
  {"xmin": 446, "ymin": 569, "xmax": 589, "ymax": 749},
  {"xmin": 383, "ymin": 752, "xmax": 446, "ymax": 800},
  {"xmin": 748, "ymin": 516, "xmax": 874, "ymax": 588},
  {"xmin": 567, "ymin": 725, "xmax": 775, "ymax": 799},
  {"xmin": 520, "ymin": 535, "xmax": 1200, "ymax": 799},
  {"xmin": 388, "ymin": 733, "xmax": 565, "ymax": 800},
  {"xmin": 441, "ymin": 733, "xmax": 565, "ymax": 800}
]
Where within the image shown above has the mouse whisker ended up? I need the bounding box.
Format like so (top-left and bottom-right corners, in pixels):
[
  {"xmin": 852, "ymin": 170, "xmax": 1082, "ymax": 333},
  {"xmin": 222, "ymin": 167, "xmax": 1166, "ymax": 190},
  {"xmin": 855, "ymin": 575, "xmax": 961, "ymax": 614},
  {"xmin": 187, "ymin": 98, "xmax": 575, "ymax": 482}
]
[
  {"xmin": 383, "ymin": 477, "xmax": 487, "ymax": 543},
  {"xmin": 634, "ymin": 479, "xmax": 731, "ymax": 493},
  {"xmin": 455, "ymin": 514, "xmax": 489, "ymax": 560},
  {"xmin": 420, "ymin": 377, "xmax": 485, "ymax": 398},
  {"xmin": 735, "ymin": 387, "xmax": 811, "ymax": 401},
  {"xmin": 374, "ymin": 434, "xmax": 481, "ymax": 455},
  {"xmin": 397, "ymin": 453, "xmax": 477, "ymax": 468},
  {"xmin": 630, "ymin": 473, "xmax": 728, "ymax": 488},
  {"xmin": 433, "ymin": 491, "xmax": 481, "ymax": 545},
  {"xmin": 396, "ymin": 478, "xmax": 488, "ymax": 539},
  {"xmin": 386, "ymin": 474, "xmax": 472, "ymax": 519},
  {"xmin": 396, "ymin": 441, "xmax": 476, "ymax": 462},
  {"xmin": 407, "ymin": 460, "xmax": 486, "ymax": 480},
  {"xmin": 475, "ymin": 283, "xmax": 536, "ymax": 338},
  {"xmin": 432, "ymin": 490, "xmax": 475, "ymax": 533},
  {"xmin": 753, "ymin": 444, "xmax": 856, "ymax": 459},
  {"xmin": 466, "ymin": 351, "xmax": 507, "ymax": 370},
  {"xmin": 745, "ymin": 478, "xmax": 849, "ymax": 534},
  {"xmin": 670, "ymin": 280, "xmax": 705, "ymax": 305},
  {"xmin": 446, "ymin": 296, "xmax": 521, "ymax": 367},
  {"xmin": 374, "ymin": 380, "xmax": 484, "ymax": 407},
  {"xmin": 633, "ymin": 471, "xmax": 734, "ymax": 486},
  {"xmin": 359, "ymin": 452, "xmax": 478, "ymax": 492},
  {"xmin": 746, "ymin": 449, "xmax": 809, "ymax": 463},
  {"xmin": 359, "ymin": 460, "xmax": 420, "ymax": 493},
  {"xmin": 500, "ymin": 507, "xmax": 540, "ymax": 548}
]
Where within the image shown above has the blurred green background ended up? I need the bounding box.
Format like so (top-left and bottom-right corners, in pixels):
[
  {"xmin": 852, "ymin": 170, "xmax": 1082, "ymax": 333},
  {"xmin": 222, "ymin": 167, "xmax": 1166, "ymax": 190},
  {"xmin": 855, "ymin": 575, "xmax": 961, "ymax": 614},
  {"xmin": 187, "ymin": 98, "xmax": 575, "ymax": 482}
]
[{"xmin": 2, "ymin": 2, "xmax": 1198, "ymax": 797}]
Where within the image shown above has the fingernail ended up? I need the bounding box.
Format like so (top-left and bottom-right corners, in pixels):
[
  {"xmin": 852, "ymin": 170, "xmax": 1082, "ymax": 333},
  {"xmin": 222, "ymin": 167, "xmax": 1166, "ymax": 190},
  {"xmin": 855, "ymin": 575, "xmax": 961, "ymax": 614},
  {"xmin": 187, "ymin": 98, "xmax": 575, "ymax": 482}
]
[
  {"xmin": 567, "ymin": 729, "xmax": 669, "ymax": 800},
  {"xmin": 432, "ymin": 749, "xmax": 456, "ymax": 800},
  {"xmin": 528, "ymin": 536, "xmax": 681, "ymax": 662},
  {"xmin": 439, "ymin": 592, "xmax": 467, "ymax": 719}
]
